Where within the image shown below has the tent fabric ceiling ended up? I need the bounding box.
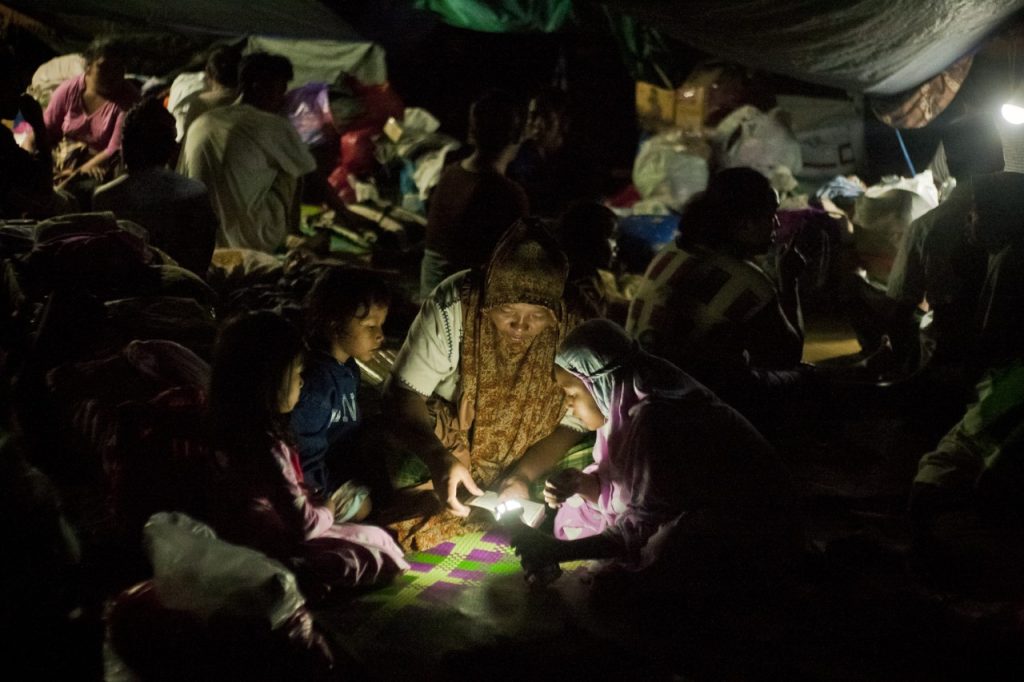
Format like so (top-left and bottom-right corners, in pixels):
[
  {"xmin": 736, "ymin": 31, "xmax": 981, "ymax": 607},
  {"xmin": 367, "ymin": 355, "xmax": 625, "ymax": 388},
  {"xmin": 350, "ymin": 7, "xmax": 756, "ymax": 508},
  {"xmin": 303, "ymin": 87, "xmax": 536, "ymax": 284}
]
[
  {"xmin": 605, "ymin": 0, "xmax": 1024, "ymax": 95},
  {"xmin": 6, "ymin": 0, "xmax": 363, "ymax": 42},
  {"xmin": 9, "ymin": 0, "xmax": 1024, "ymax": 97}
]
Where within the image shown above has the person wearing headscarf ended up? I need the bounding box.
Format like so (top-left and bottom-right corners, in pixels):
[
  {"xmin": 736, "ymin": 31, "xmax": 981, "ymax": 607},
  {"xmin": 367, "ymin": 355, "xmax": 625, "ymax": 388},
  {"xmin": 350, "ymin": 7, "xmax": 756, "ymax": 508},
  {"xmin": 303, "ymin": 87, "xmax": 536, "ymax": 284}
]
[
  {"xmin": 385, "ymin": 219, "xmax": 588, "ymax": 550},
  {"xmin": 512, "ymin": 319, "xmax": 799, "ymax": 579}
]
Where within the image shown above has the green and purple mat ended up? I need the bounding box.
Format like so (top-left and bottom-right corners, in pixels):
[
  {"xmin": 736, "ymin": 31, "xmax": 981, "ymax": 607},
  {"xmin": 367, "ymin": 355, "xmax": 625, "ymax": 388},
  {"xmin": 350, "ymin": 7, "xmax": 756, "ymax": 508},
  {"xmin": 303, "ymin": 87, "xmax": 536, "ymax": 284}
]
[{"xmin": 316, "ymin": 441, "xmax": 605, "ymax": 676}]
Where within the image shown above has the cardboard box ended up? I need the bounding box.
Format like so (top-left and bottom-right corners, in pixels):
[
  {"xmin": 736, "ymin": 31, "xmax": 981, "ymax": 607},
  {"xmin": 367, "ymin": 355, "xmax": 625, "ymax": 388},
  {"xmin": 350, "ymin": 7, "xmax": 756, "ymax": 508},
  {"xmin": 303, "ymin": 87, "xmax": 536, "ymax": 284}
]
[
  {"xmin": 636, "ymin": 81, "xmax": 677, "ymax": 131},
  {"xmin": 674, "ymin": 68, "xmax": 722, "ymax": 132}
]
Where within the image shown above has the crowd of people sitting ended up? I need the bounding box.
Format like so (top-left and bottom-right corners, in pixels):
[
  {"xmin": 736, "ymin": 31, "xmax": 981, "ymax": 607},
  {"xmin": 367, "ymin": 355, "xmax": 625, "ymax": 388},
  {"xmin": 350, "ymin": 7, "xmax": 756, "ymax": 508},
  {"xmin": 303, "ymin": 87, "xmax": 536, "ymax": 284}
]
[{"xmin": 3, "ymin": 34, "xmax": 1024, "ymax": 678}]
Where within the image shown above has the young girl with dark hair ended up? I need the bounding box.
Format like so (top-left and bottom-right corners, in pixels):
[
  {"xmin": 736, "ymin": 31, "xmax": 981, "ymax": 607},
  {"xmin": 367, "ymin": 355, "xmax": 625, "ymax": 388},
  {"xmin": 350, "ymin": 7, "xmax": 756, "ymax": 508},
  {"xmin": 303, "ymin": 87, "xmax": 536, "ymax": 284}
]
[
  {"xmin": 290, "ymin": 266, "xmax": 390, "ymax": 509},
  {"xmin": 208, "ymin": 311, "xmax": 407, "ymax": 592}
]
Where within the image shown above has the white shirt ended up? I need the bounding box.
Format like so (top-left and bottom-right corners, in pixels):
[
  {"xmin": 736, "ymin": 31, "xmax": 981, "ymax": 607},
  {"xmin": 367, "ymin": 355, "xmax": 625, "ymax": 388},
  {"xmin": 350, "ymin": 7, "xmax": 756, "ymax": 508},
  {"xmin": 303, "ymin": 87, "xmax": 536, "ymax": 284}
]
[
  {"xmin": 178, "ymin": 103, "xmax": 316, "ymax": 253},
  {"xmin": 391, "ymin": 271, "xmax": 587, "ymax": 432}
]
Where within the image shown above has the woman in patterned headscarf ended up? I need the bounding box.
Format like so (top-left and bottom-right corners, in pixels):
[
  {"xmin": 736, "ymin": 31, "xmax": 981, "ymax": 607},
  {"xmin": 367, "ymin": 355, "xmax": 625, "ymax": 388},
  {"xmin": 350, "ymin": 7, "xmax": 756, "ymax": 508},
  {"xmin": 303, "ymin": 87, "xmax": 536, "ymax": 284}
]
[{"xmin": 384, "ymin": 219, "xmax": 589, "ymax": 550}]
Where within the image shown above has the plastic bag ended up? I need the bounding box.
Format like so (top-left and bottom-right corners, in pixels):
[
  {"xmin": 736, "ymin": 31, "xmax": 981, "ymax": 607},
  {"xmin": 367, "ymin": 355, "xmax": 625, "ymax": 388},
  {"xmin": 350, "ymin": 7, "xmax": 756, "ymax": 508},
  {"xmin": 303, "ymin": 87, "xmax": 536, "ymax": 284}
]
[
  {"xmin": 286, "ymin": 82, "xmax": 336, "ymax": 146},
  {"xmin": 144, "ymin": 511, "xmax": 305, "ymax": 630},
  {"xmin": 853, "ymin": 170, "xmax": 939, "ymax": 284},
  {"xmin": 327, "ymin": 127, "xmax": 379, "ymax": 205},
  {"xmin": 632, "ymin": 130, "xmax": 710, "ymax": 211},
  {"xmin": 714, "ymin": 105, "xmax": 803, "ymax": 178},
  {"xmin": 341, "ymin": 76, "xmax": 404, "ymax": 131}
]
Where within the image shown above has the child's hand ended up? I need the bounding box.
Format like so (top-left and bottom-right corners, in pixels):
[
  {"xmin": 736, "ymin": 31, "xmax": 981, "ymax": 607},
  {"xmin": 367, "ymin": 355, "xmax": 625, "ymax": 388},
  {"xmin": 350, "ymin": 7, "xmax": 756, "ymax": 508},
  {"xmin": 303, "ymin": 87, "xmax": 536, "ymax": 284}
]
[
  {"xmin": 543, "ymin": 469, "xmax": 599, "ymax": 508},
  {"xmin": 497, "ymin": 472, "xmax": 530, "ymax": 502},
  {"xmin": 510, "ymin": 523, "xmax": 561, "ymax": 569}
]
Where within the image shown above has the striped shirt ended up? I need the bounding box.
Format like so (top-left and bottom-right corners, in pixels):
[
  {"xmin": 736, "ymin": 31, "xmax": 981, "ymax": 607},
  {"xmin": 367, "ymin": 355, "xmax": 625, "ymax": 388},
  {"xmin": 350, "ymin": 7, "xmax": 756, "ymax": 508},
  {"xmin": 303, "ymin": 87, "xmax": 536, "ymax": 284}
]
[{"xmin": 626, "ymin": 243, "xmax": 777, "ymax": 368}]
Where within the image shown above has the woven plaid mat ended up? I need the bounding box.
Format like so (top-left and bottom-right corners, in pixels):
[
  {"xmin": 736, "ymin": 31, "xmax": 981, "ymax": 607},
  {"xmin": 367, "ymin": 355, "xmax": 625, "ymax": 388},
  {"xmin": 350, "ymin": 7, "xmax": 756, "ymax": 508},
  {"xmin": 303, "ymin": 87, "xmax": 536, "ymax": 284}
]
[
  {"xmin": 315, "ymin": 528, "xmax": 605, "ymax": 678},
  {"xmin": 314, "ymin": 440, "xmax": 624, "ymax": 677}
]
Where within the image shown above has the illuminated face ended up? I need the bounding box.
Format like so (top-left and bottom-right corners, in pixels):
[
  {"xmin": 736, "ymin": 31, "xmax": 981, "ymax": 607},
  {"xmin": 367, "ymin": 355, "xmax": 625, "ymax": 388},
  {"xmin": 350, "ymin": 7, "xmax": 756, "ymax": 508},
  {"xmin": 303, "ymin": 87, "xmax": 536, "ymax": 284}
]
[
  {"xmin": 486, "ymin": 303, "xmax": 556, "ymax": 348},
  {"xmin": 555, "ymin": 365, "xmax": 606, "ymax": 430},
  {"xmin": 335, "ymin": 304, "xmax": 387, "ymax": 363},
  {"xmin": 277, "ymin": 355, "xmax": 304, "ymax": 414}
]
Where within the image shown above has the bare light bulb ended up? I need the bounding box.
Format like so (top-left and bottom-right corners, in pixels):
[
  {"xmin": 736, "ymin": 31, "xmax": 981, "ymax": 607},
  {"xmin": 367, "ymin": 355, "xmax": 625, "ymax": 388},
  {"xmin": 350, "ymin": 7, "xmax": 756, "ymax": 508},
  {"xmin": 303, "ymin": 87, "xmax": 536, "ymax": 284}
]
[{"xmin": 1002, "ymin": 102, "xmax": 1024, "ymax": 125}]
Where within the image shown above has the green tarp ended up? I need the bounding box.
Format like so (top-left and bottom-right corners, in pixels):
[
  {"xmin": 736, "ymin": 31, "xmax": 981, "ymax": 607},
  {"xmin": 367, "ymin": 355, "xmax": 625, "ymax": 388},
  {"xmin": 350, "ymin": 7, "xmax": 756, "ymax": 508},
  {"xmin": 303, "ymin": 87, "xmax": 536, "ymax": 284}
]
[{"xmin": 414, "ymin": 0, "xmax": 572, "ymax": 33}]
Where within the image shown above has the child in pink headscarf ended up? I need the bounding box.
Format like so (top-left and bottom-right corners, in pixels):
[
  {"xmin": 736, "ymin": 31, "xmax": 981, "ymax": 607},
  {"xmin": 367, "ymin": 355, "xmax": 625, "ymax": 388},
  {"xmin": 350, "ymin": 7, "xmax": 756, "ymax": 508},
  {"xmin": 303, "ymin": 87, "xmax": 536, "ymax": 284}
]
[{"xmin": 512, "ymin": 319, "xmax": 800, "ymax": 580}]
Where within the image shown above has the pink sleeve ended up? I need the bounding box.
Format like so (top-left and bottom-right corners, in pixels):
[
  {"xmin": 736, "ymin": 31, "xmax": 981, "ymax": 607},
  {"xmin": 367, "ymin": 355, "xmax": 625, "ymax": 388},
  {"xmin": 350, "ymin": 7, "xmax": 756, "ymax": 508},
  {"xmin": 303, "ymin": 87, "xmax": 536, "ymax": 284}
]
[
  {"xmin": 103, "ymin": 108, "xmax": 127, "ymax": 156},
  {"xmin": 43, "ymin": 78, "xmax": 73, "ymax": 143},
  {"xmin": 271, "ymin": 442, "xmax": 335, "ymax": 540}
]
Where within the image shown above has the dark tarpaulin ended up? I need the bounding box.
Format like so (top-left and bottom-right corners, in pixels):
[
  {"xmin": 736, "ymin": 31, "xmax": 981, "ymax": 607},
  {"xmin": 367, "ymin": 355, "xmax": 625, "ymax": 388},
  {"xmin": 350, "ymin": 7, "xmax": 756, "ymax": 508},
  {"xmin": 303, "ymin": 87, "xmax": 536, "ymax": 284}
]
[
  {"xmin": 4, "ymin": 0, "xmax": 363, "ymax": 41},
  {"xmin": 605, "ymin": 0, "xmax": 1024, "ymax": 95}
]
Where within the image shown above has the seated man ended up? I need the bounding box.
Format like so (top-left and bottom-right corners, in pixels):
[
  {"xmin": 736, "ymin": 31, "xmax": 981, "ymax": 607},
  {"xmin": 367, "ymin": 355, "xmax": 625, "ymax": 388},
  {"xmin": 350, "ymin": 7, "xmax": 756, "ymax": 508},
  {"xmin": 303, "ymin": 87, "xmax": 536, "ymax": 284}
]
[
  {"xmin": 556, "ymin": 201, "xmax": 624, "ymax": 321},
  {"xmin": 420, "ymin": 89, "xmax": 528, "ymax": 298},
  {"xmin": 626, "ymin": 167, "xmax": 807, "ymax": 425},
  {"xmin": 509, "ymin": 87, "xmax": 597, "ymax": 218},
  {"xmin": 93, "ymin": 98, "xmax": 218, "ymax": 277},
  {"xmin": 178, "ymin": 52, "xmax": 315, "ymax": 254},
  {"xmin": 885, "ymin": 179, "xmax": 986, "ymax": 372}
]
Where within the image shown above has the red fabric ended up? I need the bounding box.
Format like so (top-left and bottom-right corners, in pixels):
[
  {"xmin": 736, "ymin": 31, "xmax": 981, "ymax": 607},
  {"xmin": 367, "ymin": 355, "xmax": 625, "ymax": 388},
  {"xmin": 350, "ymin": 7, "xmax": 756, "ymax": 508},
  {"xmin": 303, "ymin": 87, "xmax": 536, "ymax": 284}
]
[
  {"xmin": 325, "ymin": 77, "xmax": 404, "ymax": 205},
  {"xmin": 607, "ymin": 184, "xmax": 641, "ymax": 208},
  {"xmin": 342, "ymin": 76, "xmax": 404, "ymax": 131},
  {"xmin": 327, "ymin": 127, "xmax": 378, "ymax": 204}
]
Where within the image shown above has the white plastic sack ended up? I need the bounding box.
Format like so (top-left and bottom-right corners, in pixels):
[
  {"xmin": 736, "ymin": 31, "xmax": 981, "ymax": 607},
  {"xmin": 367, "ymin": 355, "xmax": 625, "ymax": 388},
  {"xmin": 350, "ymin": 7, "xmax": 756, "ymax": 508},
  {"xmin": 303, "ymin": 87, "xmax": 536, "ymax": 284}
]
[
  {"xmin": 776, "ymin": 95, "xmax": 864, "ymax": 178},
  {"xmin": 714, "ymin": 105, "xmax": 803, "ymax": 178},
  {"xmin": 413, "ymin": 141, "xmax": 460, "ymax": 199},
  {"xmin": 862, "ymin": 170, "xmax": 939, "ymax": 218},
  {"xmin": 143, "ymin": 512, "xmax": 305, "ymax": 630},
  {"xmin": 28, "ymin": 53, "xmax": 85, "ymax": 110},
  {"xmin": 853, "ymin": 170, "xmax": 939, "ymax": 284},
  {"xmin": 632, "ymin": 131, "xmax": 710, "ymax": 212},
  {"xmin": 383, "ymin": 107, "xmax": 441, "ymax": 141},
  {"xmin": 166, "ymin": 72, "xmax": 207, "ymax": 142}
]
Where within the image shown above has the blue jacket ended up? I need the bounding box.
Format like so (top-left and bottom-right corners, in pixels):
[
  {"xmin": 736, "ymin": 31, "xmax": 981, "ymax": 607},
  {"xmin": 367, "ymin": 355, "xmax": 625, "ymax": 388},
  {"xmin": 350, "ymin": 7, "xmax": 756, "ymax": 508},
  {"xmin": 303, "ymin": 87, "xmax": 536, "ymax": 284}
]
[{"xmin": 290, "ymin": 351, "xmax": 361, "ymax": 494}]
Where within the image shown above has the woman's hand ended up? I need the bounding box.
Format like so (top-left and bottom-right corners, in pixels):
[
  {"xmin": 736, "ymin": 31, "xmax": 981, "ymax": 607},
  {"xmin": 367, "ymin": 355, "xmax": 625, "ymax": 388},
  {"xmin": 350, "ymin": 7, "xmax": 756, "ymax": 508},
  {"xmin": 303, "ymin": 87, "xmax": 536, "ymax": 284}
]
[
  {"xmin": 429, "ymin": 454, "xmax": 483, "ymax": 517},
  {"xmin": 543, "ymin": 468, "xmax": 600, "ymax": 508}
]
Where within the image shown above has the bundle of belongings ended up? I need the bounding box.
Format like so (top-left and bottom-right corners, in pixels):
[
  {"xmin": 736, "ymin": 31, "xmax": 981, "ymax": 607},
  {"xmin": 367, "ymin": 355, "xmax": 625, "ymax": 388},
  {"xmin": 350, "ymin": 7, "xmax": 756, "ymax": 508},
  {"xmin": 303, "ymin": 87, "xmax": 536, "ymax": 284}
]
[{"xmin": 105, "ymin": 512, "xmax": 338, "ymax": 680}]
